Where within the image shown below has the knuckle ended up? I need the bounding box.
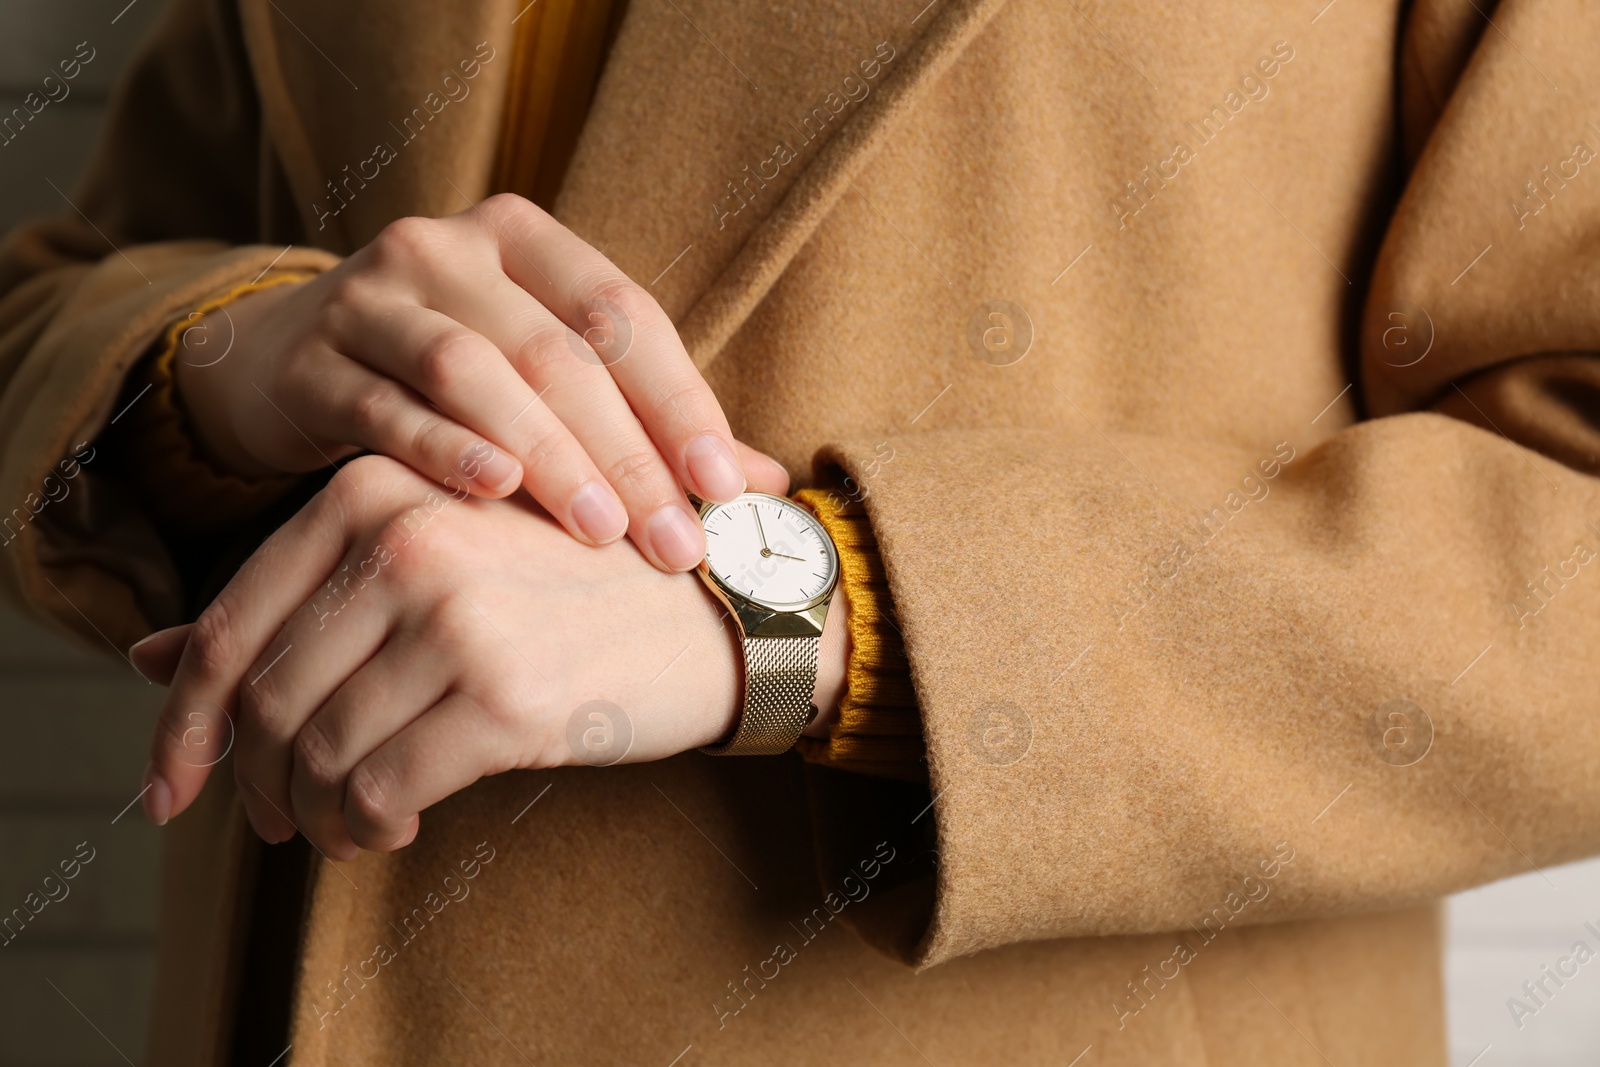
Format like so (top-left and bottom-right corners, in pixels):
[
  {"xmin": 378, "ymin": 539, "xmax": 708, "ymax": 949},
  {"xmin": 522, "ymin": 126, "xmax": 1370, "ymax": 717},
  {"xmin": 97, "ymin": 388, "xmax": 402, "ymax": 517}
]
[
  {"xmin": 652, "ymin": 376, "xmax": 712, "ymax": 427},
  {"xmin": 516, "ymin": 423, "xmax": 568, "ymax": 476},
  {"xmin": 410, "ymin": 412, "xmax": 464, "ymax": 470},
  {"xmin": 341, "ymin": 534, "xmax": 394, "ymax": 590},
  {"xmin": 480, "ymin": 192, "xmax": 538, "ymax": 225},
  {"xmin": 414, "ymin": 329, "xmax": 480, "ymax": 395},
  {"xmin": 324, "ymin": 454, "xmax": 414, "ymax": 517},
  {"xmin": 486, "ymin": 690, "xmax": 535, "ymax": 744},
  {"xmin": 422, "ymin": 599, "xmax": 467, "ymax": 645},
  {"xmin": 381, "ymin": 509, "xmax": 454, "ymax": 583},
  {"xmin": 348, "ymin": 381, "xmax": 401, "ymax": 440},
  {"xmin": 292, "ymin": 723, "xmax": 345, "ymax": 790},
  {"xmin": 235, "ymin": 673, "xmax": 279, "ymax": 741},
  {"xmin": 581, "ymin": 277, "xmax": 655, "ymax": 333},
  {"xmin": 372, "ymin": 215, "xmax": 441, "ymax": 263},
  {"xmin": 431, "ymin": 596, "xmax": 485, "ymax": 651},
  {"xmin": 322, "ymin": 272, "xmax": 377, "ymax": 323},
  {"xmin": 511, "ymin": 322, "xmax": 572, "ymax": 378},
  {"xmin": 603, "ymin": 447, "xmax": 669, "ymax": 500},
  {"xmin": 346, "ymin": 763, "xmax": 396, "ymax": 829},
  {"xmin": 317, "ymin": 472, "xmax": 364, "ymax": 522},
  {"xmin": 329, "ymin": 457, "xmax": 380, "ymax": 504},
  {"xmin": 186, "ymin": 603, "xmax": 237, "ymax": 683},
  {"xmin": 378, "ymin": 527, "xmax": 429, "ymax": 584}
]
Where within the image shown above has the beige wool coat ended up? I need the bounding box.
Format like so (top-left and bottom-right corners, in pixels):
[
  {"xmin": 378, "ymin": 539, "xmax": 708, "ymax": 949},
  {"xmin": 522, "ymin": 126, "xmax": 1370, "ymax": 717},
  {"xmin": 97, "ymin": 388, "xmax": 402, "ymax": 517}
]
[{"xmin": 3, "ymin": 0, "xmax": 1599, "ymax": 1062}]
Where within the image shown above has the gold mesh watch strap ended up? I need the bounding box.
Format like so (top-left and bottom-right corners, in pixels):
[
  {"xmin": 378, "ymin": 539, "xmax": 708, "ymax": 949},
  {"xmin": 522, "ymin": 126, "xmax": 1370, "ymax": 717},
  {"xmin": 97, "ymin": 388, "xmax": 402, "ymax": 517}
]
[{"xmin": 700, "ymin": 634, "xmax": 820, "ymax": 756}]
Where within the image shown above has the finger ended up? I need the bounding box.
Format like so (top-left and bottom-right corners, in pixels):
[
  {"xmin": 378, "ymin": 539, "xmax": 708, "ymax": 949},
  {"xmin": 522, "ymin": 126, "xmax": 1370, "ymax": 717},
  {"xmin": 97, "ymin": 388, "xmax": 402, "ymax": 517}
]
[
  {"xmin": 429, "ymin": 271, "xmax": 704, "ymax": 570},
  {"xmin": 335, "ymin": 306, "xmax": 631, "ymax": 545},
  {"xmin": 472, "ymin": 196, "xmax": 748, "ymax": 503},
  {"xmin": 538, "ymin": 370, "xmax": 707, "ymax": 572},
  {"xmin": 130, "ymin": 624, "xmax": 193, "ymax": 686},
  {"xmin": 733, "ymin": 442, "xmax": 789, "ymax": 496},
  {"xmin": 289, "ymin": 628, "xmax": 451, "ymax": 858},
  {"xmin": 330, "ymin": 302, "xmax": 529, "ymax": 494},
  {"xmin": 296, "ymin": 325, "xmax": 520, "ymax": 498},
  {"xmin": 145, "ymin": 460, "xmax": 409, "ymax": 828},
  {"xmin": 343, "ymin": 692, "xmax": 522, "ymax": 852},
  {"xmin": 232, "ymin": 547, "xmax": 396, "ymax": 854}
]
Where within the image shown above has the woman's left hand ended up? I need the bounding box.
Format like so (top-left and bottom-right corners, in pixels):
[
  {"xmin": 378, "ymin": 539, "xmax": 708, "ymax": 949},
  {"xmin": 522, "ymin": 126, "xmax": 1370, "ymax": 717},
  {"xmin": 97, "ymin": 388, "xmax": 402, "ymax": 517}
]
[{"xmin": 133, "ymin": 453, "xmax": 842, "ymax": 858}]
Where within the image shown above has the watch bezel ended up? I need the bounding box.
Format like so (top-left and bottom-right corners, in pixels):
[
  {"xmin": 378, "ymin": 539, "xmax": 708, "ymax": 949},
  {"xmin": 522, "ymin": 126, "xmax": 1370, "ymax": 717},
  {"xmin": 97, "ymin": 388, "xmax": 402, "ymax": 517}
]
[{"xmin": 696, "ymin": 491, "xmax": 839, "ymax": 613}]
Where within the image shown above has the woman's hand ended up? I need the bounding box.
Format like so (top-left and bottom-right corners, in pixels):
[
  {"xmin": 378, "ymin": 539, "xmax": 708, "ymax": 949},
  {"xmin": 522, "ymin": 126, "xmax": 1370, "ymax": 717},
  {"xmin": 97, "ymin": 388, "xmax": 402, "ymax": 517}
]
[
  {"xmin": 134, "ymin": 455, "xmax": 848, "ymax": 857},
  {"xmin": 176, "ymin": 194, "xmax": 765, "ymax": 571}
]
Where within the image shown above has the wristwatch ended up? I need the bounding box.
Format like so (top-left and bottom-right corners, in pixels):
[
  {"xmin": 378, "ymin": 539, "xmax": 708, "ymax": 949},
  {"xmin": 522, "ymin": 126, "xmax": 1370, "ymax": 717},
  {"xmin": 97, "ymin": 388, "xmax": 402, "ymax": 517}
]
[{"xmin": 695, "ymin": 491, "xmax": 840, "ymax": 755}]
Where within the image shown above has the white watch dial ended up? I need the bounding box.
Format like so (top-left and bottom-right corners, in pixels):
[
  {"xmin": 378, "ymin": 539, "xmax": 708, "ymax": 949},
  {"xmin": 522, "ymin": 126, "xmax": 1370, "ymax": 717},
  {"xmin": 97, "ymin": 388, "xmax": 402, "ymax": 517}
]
[{"xmin": 701, "ymin": 493, "xmax": 838, "ymax": 611}]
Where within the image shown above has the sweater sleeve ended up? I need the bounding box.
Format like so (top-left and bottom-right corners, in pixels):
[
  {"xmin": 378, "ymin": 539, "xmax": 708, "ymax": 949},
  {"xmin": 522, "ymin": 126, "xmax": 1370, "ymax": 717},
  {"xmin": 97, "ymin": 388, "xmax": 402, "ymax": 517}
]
[
  {"xmin": 102, "ymin": 273, "xmax": 319, "ymax": 537},
  {"xmin": 792, "ymin": 487, "xmax": 926, "ymax": 783},
  {"xmin": 0, "ymin": 0, "xmax": 339, "ymax": 651}
]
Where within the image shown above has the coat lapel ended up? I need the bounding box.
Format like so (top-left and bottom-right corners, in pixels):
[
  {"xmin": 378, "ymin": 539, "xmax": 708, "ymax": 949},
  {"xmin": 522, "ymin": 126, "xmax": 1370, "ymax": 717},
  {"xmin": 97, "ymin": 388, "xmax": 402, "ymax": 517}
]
[
  {"xmin": 553, "ymin": 0, "xmax": 1011, "ymax": 368},
  {"xmin": 677, "ymin": 0, "xmax": 1013, "ymax": 369},
  {"xmin": 236, "ymin": 0, "xmax": 1007, "ymax": 365}
]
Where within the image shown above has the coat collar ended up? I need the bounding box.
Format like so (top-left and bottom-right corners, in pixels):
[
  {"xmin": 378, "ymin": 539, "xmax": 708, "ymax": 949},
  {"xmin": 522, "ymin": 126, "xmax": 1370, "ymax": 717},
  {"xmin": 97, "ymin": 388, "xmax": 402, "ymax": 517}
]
[{"xmin": 237, "ymin": 0, "xmax": 1008, "ymax": 368}]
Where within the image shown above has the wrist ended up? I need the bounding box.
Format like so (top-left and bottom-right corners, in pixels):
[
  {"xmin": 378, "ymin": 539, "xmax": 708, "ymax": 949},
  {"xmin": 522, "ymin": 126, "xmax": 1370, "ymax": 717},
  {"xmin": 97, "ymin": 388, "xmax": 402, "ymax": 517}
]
[
  {"xmin": 803, "ymin": 579, "xmax": 850, "ymax": 739},
  {"xmin": 171, "ymin": 280, "xmax": 302, "ymax": 479},
  {"xmin": 691, "ymin": 555, "xmax": 849, "ymax": 749}
]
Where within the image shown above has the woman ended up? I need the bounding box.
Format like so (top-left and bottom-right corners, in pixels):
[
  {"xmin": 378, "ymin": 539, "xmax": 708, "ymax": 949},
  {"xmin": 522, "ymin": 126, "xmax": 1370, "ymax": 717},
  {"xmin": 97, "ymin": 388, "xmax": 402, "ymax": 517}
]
[{"xmin": 2, "ymin": 0, "xmax": 1597, "ymax": 1063}]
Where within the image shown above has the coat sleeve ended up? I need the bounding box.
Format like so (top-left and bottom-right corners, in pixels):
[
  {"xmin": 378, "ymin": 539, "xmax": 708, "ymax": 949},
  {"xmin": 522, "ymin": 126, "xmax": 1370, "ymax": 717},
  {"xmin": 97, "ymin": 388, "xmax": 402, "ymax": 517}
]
[
  {"xmin": 0, "ymin": 0, "xmax": 336, "ymax": 652},
  {"xmin": 812, "ymin": 0, "xmax": 1600, "ymax": 968}
]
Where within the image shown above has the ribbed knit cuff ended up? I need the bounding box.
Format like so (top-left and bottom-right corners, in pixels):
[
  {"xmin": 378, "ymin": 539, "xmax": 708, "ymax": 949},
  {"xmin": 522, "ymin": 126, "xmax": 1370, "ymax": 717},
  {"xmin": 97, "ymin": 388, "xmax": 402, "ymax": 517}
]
[
  {"xmin": 793, "ymin": 487, "xmax": 926, "ymax": 782},
  {"xmin": 112, "ymin": 272, "xmax": 316, "ymax": 535}
]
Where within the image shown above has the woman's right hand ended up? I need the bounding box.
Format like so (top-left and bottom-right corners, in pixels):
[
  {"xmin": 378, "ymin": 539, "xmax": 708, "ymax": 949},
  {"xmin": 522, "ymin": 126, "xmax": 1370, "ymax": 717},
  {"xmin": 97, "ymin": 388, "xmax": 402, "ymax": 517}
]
[{"xmin": 173, "ymin": 194, "xmax": 775, "ymax": 572}]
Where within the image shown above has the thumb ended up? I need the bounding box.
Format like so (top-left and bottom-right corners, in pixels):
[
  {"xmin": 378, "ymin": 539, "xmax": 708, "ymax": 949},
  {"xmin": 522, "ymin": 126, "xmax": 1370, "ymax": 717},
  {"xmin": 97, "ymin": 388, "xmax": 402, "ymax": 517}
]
[
  {"xmin": 142, "ymin": 644, "xmax": 236, "ymax": 828},
  {"xmin": 732, "ymin": 441, "xmax": 790, "ymax": 496},
  {"xmin": 129, "ymin": 624, "xmax": 194, "ymax": 687}
]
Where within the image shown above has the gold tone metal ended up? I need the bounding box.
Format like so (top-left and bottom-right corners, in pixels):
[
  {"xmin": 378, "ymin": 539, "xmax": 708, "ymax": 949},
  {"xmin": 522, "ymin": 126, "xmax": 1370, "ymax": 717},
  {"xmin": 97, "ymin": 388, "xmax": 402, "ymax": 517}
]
[{"xmin": 696, "ymin": 492, "xmax": 838, "ymax": 756}]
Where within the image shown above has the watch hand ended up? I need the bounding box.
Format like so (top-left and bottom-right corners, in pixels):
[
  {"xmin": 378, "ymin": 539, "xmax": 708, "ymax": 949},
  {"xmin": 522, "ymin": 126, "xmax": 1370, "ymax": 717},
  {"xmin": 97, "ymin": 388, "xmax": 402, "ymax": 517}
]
[
  {"xmin": 770, "ymin": 552, "xmax": 805, "ymax": 562},
  {"xmin": 750, "ymin": 502, "xmax": 771, "ymax": 555}
]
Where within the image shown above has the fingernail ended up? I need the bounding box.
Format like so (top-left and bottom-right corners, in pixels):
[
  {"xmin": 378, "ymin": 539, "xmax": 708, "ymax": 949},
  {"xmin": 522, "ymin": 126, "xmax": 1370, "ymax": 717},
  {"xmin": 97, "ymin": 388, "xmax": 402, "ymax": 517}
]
[
  {"xmin": 684, "ymin": 434, "xmax": 745, "ymax": 503},
  {"xmin": 469, "ymin": 444, "xmax": 522, "ymax": 495},
  {"xmin": 647, "ymin": 505, "xmax": 704, "ymax": 570},
  {"xmin": 142, "ymin": 763, "xmax": 171, "ymax": 827},
  {"xmin": 244, "ymin": 799, "xmax": 294, "ymax": 845},
  {"xmin": 759, "ymin": 453, "xmax": 790, "ymax": 493},
  {"xmin": 570, "ymin": 481, "xmax": 628, "ymax": 544},
  {"xmin": 128, "ymin": 634, "xmax": 159, "ymax": 682}
]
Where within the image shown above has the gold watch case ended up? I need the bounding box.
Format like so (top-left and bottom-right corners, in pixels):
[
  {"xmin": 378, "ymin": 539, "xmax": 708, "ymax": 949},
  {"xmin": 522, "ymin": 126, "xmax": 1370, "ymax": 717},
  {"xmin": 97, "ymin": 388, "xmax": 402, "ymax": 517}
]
[{"xmin": 694, "ymin": 492, "xmax": 839, "ymax": 638}]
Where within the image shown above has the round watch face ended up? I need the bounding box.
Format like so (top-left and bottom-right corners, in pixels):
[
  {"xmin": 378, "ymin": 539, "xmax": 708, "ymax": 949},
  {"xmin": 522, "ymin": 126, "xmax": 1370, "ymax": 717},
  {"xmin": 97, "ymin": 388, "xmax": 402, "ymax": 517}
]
[{"xmin": 700, "ymin": 493, "xmax": 838, "ymax": 611}]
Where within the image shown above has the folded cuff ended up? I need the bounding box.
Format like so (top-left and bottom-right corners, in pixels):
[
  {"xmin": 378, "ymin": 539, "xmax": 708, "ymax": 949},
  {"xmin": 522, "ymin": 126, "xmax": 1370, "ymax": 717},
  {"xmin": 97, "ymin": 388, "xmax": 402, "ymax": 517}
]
[
  {"xmin": 793, "ymin": 486, "xmax": 926, "ymax": 782},
  {"xmin": 110, "ymin": 272, "xmax": 318, "ymax": 535}
]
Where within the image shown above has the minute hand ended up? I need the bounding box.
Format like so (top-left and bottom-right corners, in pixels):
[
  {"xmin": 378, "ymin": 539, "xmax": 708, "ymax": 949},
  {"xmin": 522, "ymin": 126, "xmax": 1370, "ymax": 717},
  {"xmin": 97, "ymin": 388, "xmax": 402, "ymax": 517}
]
[{"xmin": 750, "ymin": 503, "xmax": 771, "ymax": 554}]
